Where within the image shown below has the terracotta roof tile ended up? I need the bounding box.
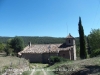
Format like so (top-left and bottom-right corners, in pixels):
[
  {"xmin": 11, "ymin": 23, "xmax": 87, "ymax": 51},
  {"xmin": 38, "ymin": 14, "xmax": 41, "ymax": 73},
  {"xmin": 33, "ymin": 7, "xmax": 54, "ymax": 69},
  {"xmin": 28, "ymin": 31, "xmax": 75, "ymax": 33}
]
[{"xmin": 19, "ymin": 44, "xmax": 73, "ymax": 54}]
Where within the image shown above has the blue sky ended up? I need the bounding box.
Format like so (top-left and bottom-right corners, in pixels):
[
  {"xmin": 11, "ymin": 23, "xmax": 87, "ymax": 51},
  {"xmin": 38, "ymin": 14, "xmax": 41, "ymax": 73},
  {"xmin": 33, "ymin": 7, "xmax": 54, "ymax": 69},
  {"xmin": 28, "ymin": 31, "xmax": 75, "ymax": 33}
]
[{"xmin": 0, "ymin": 0, "xmax": 100, "ymax": 37}]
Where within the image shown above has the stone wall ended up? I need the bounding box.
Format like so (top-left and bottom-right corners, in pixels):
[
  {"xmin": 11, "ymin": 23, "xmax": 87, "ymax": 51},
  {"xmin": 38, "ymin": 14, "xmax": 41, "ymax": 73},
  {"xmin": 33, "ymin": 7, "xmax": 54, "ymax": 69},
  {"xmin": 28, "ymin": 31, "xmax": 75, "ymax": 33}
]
[
  {"xmin": 22, "ymin": 53, "xmax": 42, "ymax": 63},
  {"xmin": 21, "ymin": 47, "xmax": 76, "ymax": 63},
  {"xmin": 59, "ymin": 49, "xmax": 74, "ymax": 60},
  {"xmin": 59, "ymin": 50, "xmax": 70, "ymax": 59},
  {"xmin": 66, "ymin": 38, "xmax": 74, "ymax": 46}
]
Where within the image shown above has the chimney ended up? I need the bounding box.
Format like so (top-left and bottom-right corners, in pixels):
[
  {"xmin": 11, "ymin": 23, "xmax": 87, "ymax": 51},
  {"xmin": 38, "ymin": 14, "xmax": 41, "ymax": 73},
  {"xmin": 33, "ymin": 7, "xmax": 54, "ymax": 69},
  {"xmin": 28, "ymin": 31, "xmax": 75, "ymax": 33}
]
[{"xmin": 29, "ymin": 41, "xmax": 31, "ymax": 48}]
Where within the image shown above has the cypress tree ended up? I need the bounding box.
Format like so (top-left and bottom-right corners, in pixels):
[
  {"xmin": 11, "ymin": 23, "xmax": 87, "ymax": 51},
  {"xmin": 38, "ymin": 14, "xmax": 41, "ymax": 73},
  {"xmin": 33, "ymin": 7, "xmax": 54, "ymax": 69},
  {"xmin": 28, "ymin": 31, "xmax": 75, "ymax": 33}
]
[{"xmin": 78, "ymin": 17, "xmax": 87, "ymax": 59}]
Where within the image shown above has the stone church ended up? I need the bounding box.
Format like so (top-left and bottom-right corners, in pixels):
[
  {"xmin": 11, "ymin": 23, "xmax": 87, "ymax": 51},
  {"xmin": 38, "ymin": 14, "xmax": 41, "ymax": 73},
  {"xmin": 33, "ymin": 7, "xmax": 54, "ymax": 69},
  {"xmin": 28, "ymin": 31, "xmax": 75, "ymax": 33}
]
[{"xmin": 18, "ymin": 34, "xmax": 76, "ymax": 63}]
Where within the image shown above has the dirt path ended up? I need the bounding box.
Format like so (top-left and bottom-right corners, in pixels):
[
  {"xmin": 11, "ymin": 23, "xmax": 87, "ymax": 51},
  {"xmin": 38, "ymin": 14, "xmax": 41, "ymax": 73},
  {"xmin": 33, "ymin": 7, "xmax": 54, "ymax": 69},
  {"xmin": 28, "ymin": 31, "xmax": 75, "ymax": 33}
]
[
  {"xmin": 30, "ymin": 64, "xmax": 48, "ymax": 75},
  {"xmin": 42, "ymin": 69, "xmax": 47, "ymax": 75},
  {"xmin": 30, "ymin": 69, "xmax": 35, "ymax": 75},
  {"xmin": 30, "ymin": 66, "xmax": 35, "ymax": 75}
]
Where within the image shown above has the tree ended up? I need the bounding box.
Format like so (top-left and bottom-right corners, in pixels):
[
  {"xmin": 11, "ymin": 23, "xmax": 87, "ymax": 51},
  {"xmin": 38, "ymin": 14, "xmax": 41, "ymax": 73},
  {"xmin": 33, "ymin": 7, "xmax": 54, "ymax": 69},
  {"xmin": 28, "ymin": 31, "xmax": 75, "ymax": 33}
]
[
  {"xmin": 3, "ymin": 39, "xmax": 13, "ymax": 56},
  {"xmin": 88, "ymin": 29, "xmax": 100, "ymax": 57},
  {"xmin": 4, "ymin": 43, "xmax": 13, "ymax": 56},
  {"xmin": 86, "ymin": 36, "xmax": 91, "ymax": 54},
  {"xmin": 10, "ymin": 36, "xmax": 24, "ymax": 54},
  {"xmin": 88, "ymin": 29, "xmax": 100, "ymax": 50},
  {"xmin": 78, "ymin": 17, "xmax": 87, "ymax": 59},
  {"xmin": 0, "ymin": 42, "xmax": 5, "ymax": 52}
]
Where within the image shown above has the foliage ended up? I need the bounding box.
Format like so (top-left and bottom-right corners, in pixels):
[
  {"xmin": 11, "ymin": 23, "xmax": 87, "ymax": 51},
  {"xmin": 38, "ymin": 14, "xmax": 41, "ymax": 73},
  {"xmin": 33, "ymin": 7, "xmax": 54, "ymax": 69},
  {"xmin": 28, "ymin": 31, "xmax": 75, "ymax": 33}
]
[
  {"xmin": 0, "ymin": 36, "xmax": 65, "ymax": 46},
  {"xmin": 22, "ymin": 36, "xmax": 65, "ymax": 46},
  {"xmin": 90, "ymin": 49, "xmax": 100, "ymax": 57},
  {"xmin": 50, "ymin": 56, "xmax": 68, "ymax": 64},
  {"xmin": 0, "ymin": 37, "xmax": 12, "ymax": 43},
  {"xmin": 10, "ymin": 36, "xmax": 24, "ymax": 54},
  {"xmin": 4, "ymin": 39, "xmax": 14, "ymax": 56},
  {"xmin": 0, "ymin": 42, "xmax": 5, "ymax": 52},
  {"xmin": 78, "ymin": 17, "xmax": 87, "ymax": 59},
  {"xmin": 2, "ymin": 65, "xmax": 9, "ymax": 73},
  {"xmin": 4, "ymin": 47, "xmax": 14, "ymax": 56},
  {"xmin": 88, "ymin": 29, "xmax": 100, "ymax": 51},
  {"xmin": 86, "ymin": 36, "xmax": 91, "ymax": 54},
  {"xmin": 0, "ymin": 36, "xmax": 79, "ymax": 46},
  {"xmin": 88, "ymin": 29, "xmax": 100, "ymax": 57}
]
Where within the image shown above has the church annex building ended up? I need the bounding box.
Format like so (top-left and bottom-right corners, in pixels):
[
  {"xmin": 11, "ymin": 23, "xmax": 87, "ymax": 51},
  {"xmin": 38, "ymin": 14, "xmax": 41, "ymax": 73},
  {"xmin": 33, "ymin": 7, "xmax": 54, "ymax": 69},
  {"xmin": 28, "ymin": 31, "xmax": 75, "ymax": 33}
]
[{"xmin": 18, "ymin": 34, "xmax": 76, "ymax": 63}]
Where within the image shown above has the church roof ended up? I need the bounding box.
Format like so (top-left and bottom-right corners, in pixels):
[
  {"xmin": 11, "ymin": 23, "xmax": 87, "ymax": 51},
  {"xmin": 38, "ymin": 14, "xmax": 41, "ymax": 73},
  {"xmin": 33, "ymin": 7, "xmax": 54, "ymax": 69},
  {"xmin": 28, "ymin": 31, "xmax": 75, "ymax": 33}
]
[
  {"xmin": 19, "ymin": 44, "xmax": 74, "ymax": 54},
  {"xmin": 66, "ymin": 33, "xmax": 75, "ymax": 39}
]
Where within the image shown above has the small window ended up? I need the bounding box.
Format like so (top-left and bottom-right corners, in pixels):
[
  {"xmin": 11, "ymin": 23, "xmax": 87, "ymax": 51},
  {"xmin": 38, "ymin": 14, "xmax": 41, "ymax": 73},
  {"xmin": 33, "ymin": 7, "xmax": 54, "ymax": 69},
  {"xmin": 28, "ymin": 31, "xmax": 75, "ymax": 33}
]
[{"xmin": 69, "ymin": 40, "xmax": 70, "ymax": 43}]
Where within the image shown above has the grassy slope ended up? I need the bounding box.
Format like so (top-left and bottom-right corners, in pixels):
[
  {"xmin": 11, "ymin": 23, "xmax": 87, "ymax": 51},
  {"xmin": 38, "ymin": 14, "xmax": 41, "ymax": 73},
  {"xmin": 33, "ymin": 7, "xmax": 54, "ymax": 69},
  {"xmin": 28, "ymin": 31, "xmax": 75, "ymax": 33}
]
[
  {"xmin": 23, "ymin": 57, "xmax": 100, "ymax": 75},
  {"xmin": 2, "ymin": 56, "xmax": 99, "ymax": 75},
  {"xmin": 48, "ymin": 57, "xmax": 100, "ymax": 75},
  {"xmin": 22, "ymin": 71, "xmax": 31, "ymax": 75},
  {"xmin": 0, "ymin": 56, "xmax": 28, "ymax": 68},
  {"xmin": 0, "ymin": 56, "xmax": 29, "ymax": 75}
]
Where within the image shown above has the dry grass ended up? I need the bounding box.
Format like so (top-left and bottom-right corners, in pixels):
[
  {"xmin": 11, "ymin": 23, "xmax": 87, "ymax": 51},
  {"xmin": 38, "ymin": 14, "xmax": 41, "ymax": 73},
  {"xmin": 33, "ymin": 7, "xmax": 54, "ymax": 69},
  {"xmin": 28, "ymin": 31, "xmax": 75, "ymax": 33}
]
[
  {"xmin": 49, "ymin": 57, "xmax": 100, "ymax": 75},
  {"xmin": 0, "ymin": 56, "xmax": 28, "ymax": 68},
  {"xmin": 0, "ymin": 55, "xmax": 29, "ymax": 75}
]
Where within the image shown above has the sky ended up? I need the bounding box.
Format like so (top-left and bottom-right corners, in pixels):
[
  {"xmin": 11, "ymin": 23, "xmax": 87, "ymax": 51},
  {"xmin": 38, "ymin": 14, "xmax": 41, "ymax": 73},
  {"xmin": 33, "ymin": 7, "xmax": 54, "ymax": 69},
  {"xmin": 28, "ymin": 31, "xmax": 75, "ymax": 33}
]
[{"xmin": 0, "ymin": 0, "xmax": 100, "ymax": 37}]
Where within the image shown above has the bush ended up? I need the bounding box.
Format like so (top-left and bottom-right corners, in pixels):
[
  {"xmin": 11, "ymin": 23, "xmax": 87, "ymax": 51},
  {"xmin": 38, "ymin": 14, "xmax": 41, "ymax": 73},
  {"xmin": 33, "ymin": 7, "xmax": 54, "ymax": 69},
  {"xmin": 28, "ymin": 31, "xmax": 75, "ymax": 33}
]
[
  {"xmin": 4, "ymin": 46, "xmax": 14, "ymax": 56},
  {"xmin": 1, "ymin": 66, "xmax": 9, "ymax": 73},
  {"xmin": 10, "ymin": 36, "xmax": 24, "ymax": 53},
  {"xmin": 50, "ymin": 56, "xmax": 68, "ymax": 64},
  {"xmin": 90, "ymin": 49, "xmax": 100, "ymax": 57}
]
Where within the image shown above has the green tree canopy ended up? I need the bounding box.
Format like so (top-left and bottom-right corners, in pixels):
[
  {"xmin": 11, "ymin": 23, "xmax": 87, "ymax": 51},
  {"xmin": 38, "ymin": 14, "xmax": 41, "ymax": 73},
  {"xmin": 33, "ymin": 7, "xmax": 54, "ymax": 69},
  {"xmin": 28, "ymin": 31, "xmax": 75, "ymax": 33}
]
[
  {"xmin": 0, "ymin": 42, "xmax": 5, "ymax": 52},
  {"xmin": 10, "ymin": 36, "xmax": 24, "ymax": 53},
  {"xmin": 4, "ymin": 39, "xmax": 14, "ymax": 56},
  {"xmin": 88, "ymin": 29, "xmax": 100, "ymax": 51}
]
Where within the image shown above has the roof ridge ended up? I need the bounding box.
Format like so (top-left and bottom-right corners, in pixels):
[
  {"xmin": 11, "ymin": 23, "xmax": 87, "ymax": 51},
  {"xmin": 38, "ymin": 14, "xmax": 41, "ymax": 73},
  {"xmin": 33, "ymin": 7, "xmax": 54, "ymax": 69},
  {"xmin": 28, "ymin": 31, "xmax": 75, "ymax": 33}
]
[{"xmin": 66, "ymin": 33, "xmax": 74, "ymax": 39}]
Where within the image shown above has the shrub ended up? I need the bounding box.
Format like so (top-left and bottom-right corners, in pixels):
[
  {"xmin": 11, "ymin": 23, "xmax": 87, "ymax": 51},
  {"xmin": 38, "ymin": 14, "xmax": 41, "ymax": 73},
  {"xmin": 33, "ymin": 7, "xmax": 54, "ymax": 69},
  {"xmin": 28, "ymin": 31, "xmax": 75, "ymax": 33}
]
[
  {"xmin": 90, "ymin": 49, "xmax": 100, "ymax": 57},
  {"xmin": 50, "ymin": 56, "xmax": 68, "ymax": 64},
  {"xmin": 4, "ymin": 47, "xmax": 15, "ymax": 56},
  {"xmin": 1, "ymin": 66, "xmax": 9, "ymax": 74}
]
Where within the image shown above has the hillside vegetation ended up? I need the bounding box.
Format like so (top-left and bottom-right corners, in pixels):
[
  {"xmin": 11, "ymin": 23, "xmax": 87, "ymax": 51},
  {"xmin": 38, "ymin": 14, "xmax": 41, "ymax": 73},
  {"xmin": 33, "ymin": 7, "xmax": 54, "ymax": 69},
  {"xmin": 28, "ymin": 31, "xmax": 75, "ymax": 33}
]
[
  {"xmin": 0, "ymin": 36, "xmax": 79, "ymax": 46},
  {"xmin": 22, "ymin": 57, "xmax": 100, "ymax": 75},
  {"xmin": 48, "ymin": 56, "xmax": 100, "ymax": 75}
]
